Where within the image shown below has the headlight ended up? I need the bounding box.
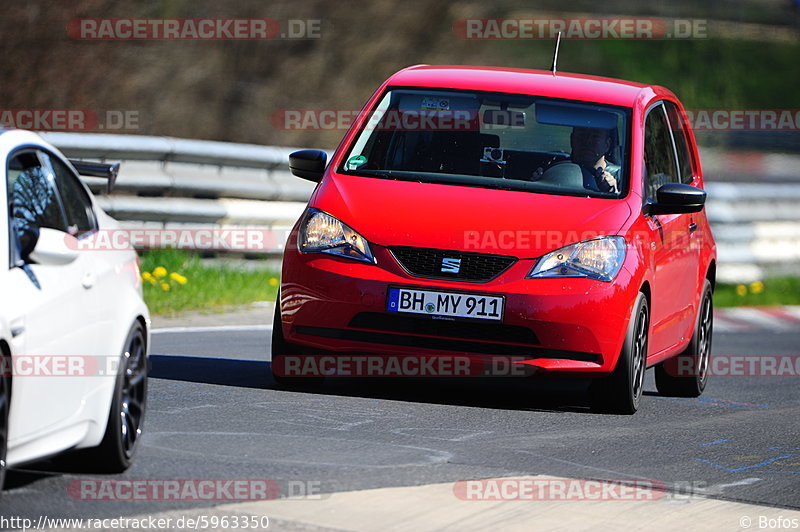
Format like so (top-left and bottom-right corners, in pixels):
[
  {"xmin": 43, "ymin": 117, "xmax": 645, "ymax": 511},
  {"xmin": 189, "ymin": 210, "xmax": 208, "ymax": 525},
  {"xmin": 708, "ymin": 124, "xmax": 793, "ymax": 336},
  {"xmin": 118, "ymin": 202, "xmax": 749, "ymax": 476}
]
[
  {"xmin": 527, "ymin": 236, "xmax": 626, "ymax": 282},
  {"xmin": 299, "ymin": 209, "xmax": 375, "ymax": 263}
]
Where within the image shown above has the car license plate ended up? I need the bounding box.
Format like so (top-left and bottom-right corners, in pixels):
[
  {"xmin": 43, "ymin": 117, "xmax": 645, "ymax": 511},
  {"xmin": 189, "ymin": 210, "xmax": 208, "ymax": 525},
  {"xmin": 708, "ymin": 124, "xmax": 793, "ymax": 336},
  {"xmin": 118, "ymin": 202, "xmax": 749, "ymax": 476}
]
[{"xmin": 387, "ymin": 287, "xmax": 504, "ymax": 321}]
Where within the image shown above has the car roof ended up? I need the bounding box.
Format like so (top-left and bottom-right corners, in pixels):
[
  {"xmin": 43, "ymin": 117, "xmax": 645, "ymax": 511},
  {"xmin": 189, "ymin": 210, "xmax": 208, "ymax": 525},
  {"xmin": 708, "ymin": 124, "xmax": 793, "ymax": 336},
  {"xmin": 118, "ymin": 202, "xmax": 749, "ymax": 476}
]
[
  {"xmin": 386, "ymin": 65, "xmax": 675, "ymax": 109},
  {"xmin": 0, "ymin": 129, "xmax": 64, "ymax": 159}
]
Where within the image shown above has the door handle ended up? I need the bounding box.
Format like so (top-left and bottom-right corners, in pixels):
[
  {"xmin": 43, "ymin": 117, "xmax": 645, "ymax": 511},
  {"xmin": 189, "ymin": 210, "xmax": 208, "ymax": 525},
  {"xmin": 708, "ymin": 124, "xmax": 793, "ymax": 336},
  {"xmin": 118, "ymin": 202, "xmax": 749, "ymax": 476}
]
[
  {"xmin": 82, "ymin": 272, "xmax": 96, "ymax": 289},
  {"xmin": 689, "ymin": 222, "xmax": 698, "ymax": 233}
]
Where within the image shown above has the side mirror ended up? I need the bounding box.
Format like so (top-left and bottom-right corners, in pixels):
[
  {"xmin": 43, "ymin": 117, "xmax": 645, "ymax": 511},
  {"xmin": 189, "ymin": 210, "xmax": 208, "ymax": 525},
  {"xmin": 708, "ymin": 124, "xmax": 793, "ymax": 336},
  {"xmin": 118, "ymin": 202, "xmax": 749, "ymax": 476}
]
[
  {"xmin": 289, "ymin": 150, "xmax": 327, "ymax": 182},
  {"xmin": 645, "ymin": 183, "xmax": 706, "ymax": 216},
  {"xmin": 27, "ymin": 228, "xmax": 80, "ymax": 266}
]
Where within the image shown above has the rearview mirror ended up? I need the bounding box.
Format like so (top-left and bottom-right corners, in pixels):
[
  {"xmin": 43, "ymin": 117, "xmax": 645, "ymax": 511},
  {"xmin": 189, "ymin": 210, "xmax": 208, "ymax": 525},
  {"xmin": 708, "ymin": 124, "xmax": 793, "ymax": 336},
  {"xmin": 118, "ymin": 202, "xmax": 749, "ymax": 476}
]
[
  {"xmin": 483, "ymin": 109, "xmax": 526, "ymax": 128},
  {"xmin": 645, "ymin": 183, "xmax": 706, "ymax": 216},
  {"xmin": 27, "ymin": 227, "xmax": 80, "ymax": 266},
  {"xmin": 289, "ymin": 150, "xmax": 327, "ymax": 182}
]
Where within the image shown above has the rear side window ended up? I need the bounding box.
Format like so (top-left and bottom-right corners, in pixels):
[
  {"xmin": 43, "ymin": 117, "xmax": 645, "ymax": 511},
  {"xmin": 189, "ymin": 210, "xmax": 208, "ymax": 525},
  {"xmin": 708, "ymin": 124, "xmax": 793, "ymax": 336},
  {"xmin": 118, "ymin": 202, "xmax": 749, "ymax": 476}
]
[
  {"xmin": 643, "ymin": 104, "xmax": 679, "ymax": 201},
  {"xmin": 7, "ymin": 151, "xmax": 67, "ymax": 235},
  {"xmin": 41, "ymin": 152, "xmax": 97, "ymax": 236},
  {"xmin": 664, "ymin": 101, "xmax": 696, "ymax": 184}
]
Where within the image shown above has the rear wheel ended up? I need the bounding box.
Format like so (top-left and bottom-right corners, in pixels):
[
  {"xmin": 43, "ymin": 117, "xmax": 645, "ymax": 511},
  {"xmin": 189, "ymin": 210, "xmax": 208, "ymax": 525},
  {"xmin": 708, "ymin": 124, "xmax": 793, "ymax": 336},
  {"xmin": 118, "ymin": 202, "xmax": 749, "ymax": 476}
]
[
  {"xmin": 591, "ymin": 292, "xmax": 649, "ymax": 415},
  {"xmin": 81, "ymin": 322, "xmax": 147, "ymax": 472},
  {"xmin": 655, "ymin": 279, "xmax": 713, "ymax": 397}
]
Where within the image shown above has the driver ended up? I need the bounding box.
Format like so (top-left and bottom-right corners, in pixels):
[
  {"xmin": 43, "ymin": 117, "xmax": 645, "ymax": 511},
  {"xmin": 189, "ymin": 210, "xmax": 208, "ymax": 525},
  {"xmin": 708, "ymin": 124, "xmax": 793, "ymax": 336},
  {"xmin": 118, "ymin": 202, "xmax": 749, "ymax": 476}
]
[{"xmin": 534, "ymin": 127, "xmax": 620, "ymax": 193}]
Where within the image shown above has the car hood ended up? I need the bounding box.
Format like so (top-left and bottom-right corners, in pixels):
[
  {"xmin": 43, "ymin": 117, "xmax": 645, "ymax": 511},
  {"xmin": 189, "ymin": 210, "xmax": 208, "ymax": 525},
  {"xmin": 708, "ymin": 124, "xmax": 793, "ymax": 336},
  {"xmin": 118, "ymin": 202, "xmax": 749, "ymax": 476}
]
[{"xmin": 312, "ymin": 173, "xmax": 632, "ymax": 260}]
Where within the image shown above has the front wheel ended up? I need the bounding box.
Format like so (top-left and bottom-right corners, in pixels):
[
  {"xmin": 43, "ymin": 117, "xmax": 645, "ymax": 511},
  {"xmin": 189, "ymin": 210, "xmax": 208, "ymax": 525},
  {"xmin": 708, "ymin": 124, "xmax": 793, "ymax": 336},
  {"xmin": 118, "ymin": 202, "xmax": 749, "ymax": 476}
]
[
  {"xmin": 81, "ymin": 322, "xmax": 148, "ymax": 472},
  {"xmin": 0, "ymin": 357, "xmax": 10, "ymax": 492},
  {"xmin": 655, "ymin": 279, "xmax": 713, "ymax": 397},
  {"xmin": 591, "ymin": 292, "xmax": 649, "ymax": 415},
  {"xmin": 271, "ymin": 302, "xmax": 323, "ymax": 388}
]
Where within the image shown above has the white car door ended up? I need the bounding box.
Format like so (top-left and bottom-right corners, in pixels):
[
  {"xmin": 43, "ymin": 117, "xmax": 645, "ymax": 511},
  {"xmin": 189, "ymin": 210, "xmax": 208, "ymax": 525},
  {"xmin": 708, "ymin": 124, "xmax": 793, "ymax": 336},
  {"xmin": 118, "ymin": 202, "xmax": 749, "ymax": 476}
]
[{"xmin": 4, "ymin": 149, "xmax": 100, "ymax": 440}]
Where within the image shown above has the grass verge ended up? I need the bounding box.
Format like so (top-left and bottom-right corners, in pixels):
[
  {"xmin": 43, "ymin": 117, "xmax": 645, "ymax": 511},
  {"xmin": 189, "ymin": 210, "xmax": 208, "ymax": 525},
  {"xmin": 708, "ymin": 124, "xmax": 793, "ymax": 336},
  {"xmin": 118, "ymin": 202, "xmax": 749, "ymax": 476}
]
[
  {"xmin": 139, "ymin": 249, "xmax": 279, "ymax": 315},
  {"xmin": 715, "ymin": 278, "xmax": 800, "ymax": 308},
  {"xmin": 139, "ymin": 250, "xmax": 800, "ymax": 314}
]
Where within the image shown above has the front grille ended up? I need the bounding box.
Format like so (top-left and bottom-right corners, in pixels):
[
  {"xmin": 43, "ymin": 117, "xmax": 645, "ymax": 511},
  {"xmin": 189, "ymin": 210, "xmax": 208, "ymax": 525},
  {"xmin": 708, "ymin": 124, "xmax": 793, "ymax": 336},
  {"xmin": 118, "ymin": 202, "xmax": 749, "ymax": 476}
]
[
  {"xmin": 349, "ymin": 312, "xmax": 539, "ymax": 344},
  {"xmin": 390, "ymin": 246, "xmax": 516, "ymax": 282}
]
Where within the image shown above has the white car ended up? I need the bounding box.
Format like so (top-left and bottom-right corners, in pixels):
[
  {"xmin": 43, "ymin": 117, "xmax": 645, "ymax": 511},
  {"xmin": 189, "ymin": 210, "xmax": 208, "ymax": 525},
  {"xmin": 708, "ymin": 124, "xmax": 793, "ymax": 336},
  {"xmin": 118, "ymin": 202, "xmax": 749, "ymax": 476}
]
[{"xmin": 0, "ymin": 130, "xmax": 150, "ymax": 489}]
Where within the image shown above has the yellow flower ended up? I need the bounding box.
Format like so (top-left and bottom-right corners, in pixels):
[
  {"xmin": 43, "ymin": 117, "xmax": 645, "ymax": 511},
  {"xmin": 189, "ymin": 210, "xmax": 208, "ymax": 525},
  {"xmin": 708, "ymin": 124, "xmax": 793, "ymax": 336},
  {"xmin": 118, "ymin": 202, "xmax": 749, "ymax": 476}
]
[
  {"xmin": 269, "ymin": 277, "xmax": 279, "ymax": 287},
  {"xmin": 736, "ymin": 284, "xmax": 747, "ymax": 296},
  {"xmin": 153, "ymin": 266, "xmax": 168, "ymax": 278},
  {"xmin": 160, "ymin": 282, "xmax": 170, "ymax": 291},
  {"xmin": 170, "ymin": 272, "xmax": 188, "ymax": 285},
  {"xmin": 142, "ymin": 272, "xmax": 154, "ymax": 281},
  {"xmin": 148, "ymin": 277, "xmax": 157, "ymax": 285},
  {"xmin": 749, "ymin": 281, "xmax": 764, "ymax": 294}
]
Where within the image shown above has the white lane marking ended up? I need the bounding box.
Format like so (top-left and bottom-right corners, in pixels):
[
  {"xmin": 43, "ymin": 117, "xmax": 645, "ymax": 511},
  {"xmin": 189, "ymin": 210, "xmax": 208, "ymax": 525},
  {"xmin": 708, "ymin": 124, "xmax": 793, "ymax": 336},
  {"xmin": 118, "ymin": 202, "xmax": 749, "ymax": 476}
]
[
  {"xmin": 390, "ymin": 428, "xmax": 494, "ymax": 442},
  {"xmin": 723, "ymin": 308, "xmax": 798, "ymax": 331},
  {"xmin": 143, "ymin": 431, "xmax": 453, "ymax": 466},
  {"xmin": 713, "ymin": 313, "xmax": 749, "ymax": 332},
  {"xmin": 698, "ymin": 478, "xmax": 763, "ymax": 496},
  {"xmin": 778, "ymin": 306, "xmax": 800, "ymax": 322},
  {"xmin": 151, "ymin": 404, "xmax": 220, "ymax": 415},
  {"xmin": 152, "ymin": 325, "xmax": 272, "ymax": 334}
]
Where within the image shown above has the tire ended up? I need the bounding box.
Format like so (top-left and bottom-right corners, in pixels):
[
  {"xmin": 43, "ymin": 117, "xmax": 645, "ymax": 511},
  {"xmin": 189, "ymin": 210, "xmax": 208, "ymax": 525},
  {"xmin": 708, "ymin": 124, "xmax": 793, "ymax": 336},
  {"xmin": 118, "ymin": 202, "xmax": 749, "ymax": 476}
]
[
  {"xmin": 0, "ymin": 356, "xmax": 9, "ymax": 492},
  {"xmin": 82, "ymin": 322, "xmax": 148, "ymax": 473},
  {"xmin": 271, "ymin": 301, "xmax": 323, "ymax": 388},
  {"xmin": 591, "ymin": 292, "xmax": 649, "ymax": 415},
  {"xmin": 655, "ymin": 279, "xmax": 713, "ymax": 397}
]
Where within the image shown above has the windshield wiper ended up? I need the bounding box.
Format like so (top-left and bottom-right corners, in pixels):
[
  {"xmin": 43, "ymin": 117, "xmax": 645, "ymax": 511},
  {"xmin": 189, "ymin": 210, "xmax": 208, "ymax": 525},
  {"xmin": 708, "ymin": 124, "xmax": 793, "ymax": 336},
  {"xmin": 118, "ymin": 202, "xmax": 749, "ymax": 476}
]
[{"xmin": 346, "ymin": 169, "xmax": 395, "ymax": 179}]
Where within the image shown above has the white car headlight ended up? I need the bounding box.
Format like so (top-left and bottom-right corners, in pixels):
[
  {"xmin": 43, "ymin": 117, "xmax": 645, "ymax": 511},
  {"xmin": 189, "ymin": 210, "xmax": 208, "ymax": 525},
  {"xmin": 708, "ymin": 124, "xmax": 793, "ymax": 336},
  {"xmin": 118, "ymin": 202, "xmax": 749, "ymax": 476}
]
[
  {"xmin": 299, "ymin": 209, "xmax": 375, "ymax": 263},
  {"xmin": 527, "ymin": 236, "xmax": 626, "ymax": 282}
]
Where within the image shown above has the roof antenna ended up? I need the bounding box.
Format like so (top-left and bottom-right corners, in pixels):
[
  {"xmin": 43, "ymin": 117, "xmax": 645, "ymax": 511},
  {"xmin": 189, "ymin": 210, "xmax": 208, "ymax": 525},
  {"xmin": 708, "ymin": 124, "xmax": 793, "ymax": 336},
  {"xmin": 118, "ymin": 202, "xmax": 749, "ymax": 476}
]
[{"xmin": 550, "ymin": 32, "xmax": 561, "ymax": 75}]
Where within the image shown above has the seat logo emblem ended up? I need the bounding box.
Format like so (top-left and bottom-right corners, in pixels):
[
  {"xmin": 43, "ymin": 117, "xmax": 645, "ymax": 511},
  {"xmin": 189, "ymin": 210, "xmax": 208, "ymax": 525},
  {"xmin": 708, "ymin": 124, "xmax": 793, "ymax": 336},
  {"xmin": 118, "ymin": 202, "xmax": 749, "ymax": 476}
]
[{"xmin": 441, "ymin": 258, "xmax": 461, "ymax": 273}]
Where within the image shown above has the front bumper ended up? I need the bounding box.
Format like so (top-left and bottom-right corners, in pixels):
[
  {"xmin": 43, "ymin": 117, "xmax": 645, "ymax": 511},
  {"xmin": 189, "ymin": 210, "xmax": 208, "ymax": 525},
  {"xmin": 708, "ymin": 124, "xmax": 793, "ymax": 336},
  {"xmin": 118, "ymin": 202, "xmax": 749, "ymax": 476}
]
[{"xmin": 280, "ymin": 235, "xmax": 640, "ymax": 376}]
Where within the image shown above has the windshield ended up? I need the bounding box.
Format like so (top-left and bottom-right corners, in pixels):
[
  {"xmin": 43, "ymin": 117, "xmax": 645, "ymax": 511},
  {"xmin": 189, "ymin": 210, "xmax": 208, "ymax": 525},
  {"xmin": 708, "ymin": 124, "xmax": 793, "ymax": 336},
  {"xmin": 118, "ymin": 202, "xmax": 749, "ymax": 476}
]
[{"xmin": 338, "ymin": 88, "xmax": 630, "ymax": 198}]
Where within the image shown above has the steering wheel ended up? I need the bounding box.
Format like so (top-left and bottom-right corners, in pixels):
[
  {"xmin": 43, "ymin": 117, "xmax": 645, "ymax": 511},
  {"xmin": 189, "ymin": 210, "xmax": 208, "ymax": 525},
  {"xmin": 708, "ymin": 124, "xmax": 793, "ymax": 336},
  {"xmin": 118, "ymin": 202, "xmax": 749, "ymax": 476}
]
[
  {"xmin": 537, "ymin": 154, "xmax": 570, "ymax": 173},
  {"xmin": 533, "ymin": 156, "xmax": 573, "ymax": 180}
]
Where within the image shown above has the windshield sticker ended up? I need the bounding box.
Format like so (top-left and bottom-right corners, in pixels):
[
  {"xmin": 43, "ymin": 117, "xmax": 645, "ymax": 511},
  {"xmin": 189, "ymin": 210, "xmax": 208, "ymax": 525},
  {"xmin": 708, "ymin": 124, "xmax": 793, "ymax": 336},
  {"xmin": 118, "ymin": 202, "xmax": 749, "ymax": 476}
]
[
  {"xmin": 421, "ymin": 97, "xmax": 450, "ymax": 111},
  {"xmin": 346, "ymin": 154, "xmax": 368, "ymax": 169}
]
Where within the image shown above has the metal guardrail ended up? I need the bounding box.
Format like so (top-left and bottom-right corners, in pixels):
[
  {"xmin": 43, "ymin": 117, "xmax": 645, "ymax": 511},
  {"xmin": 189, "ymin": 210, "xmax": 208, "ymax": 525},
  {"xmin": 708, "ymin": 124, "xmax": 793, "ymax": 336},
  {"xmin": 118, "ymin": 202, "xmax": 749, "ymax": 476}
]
[
  {"xmin": 40, "ymin": 133, "xmax": 800, "ymax": 283},
  {"xmin": 705, "ymin": 183, "xmax": 800, "ymax": 281},
  {"xmin": 41, "ymin": 132, "xmax": 304, "ymax": 169}
]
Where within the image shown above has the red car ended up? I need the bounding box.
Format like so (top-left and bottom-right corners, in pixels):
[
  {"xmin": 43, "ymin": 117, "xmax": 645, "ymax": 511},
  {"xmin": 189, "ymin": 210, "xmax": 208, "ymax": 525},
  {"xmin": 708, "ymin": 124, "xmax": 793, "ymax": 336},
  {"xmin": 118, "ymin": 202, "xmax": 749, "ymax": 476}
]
[{"xmin": 273, "ymin": 65, "xmax": 716, "ymax": 414}]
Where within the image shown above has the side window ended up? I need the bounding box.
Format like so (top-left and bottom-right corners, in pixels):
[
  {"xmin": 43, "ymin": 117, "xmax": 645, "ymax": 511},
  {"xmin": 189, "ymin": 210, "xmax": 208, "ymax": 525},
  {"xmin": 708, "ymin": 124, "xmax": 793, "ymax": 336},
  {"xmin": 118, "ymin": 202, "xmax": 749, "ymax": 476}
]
[
  {"xmin": 41, "ymin": 152, "xmax": 97, "ymax": 235},
  {"xmin": 7, "ymin": 152, "xmax": 67, "ymax": 246},
  {"xmin": 643, "ymin": 104, "xmax": 678, "ymax": 201},
  {"xmin": 664, "ymin": 101, "xmax": 696, "ymax": 184}
]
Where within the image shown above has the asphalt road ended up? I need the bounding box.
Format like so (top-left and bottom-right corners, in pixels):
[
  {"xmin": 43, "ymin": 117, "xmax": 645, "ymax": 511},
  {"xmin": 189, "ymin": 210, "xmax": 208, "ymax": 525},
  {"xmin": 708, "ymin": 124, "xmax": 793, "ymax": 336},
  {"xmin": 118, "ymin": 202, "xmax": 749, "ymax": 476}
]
[{"xmin": 2, "ymin": 324, "xmax": 799, "ymax": 525}]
